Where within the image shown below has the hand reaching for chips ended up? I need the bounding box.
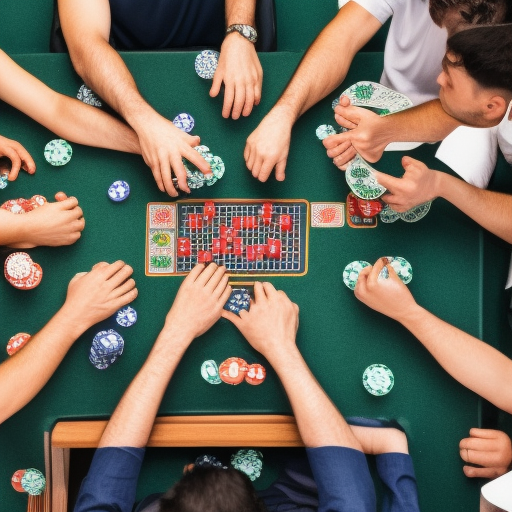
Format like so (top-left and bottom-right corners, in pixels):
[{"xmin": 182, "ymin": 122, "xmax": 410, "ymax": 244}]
[{"xmin": 0, "ymin": 134, "xmax": 36, "ymax": 181}]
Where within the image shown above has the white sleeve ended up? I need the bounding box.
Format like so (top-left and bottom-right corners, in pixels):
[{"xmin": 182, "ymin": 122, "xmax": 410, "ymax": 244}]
[
  {"xmin": 498, "ymin": 103, "xmax": 512, "ymax": 165},
  {"xmin": 338, "ymin": 0, "xmax": 393, "ymax": 25}
]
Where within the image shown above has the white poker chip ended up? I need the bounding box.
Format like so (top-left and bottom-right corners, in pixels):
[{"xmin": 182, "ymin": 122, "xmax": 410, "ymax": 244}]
[
  {"xmin": 343, "ymin": 260, "xmax": 370, "ymax": 291},
  {"xmin": 173, "ymin": 113, "xmax": 195, "ymax": 133},
  {"xmin": 108, "ymin": 180, "xmax": 130, "ymax": 202},
  {"xmin": 195, "ymin": 50, "xmax": 220, "ymax": 79},
  {"xmin": 116, "ymin": 306, "xmax": 137, "ymax": 327}
]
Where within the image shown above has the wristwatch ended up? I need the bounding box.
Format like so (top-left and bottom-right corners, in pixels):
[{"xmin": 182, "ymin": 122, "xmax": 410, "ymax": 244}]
[{"xmin": 226, "ymin": 24, "xmax": 258, "ymax": 43}]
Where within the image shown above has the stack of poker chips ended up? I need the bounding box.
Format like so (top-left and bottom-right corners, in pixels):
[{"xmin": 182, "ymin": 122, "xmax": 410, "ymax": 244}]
[
  {"xmin": 44, "ymin": 139, "xmax": 73, "ymax": 166},
  {"xmin": 223, "ymin": 288, "xmax": 251, "ymax": 315},
  {"xmin": 89, "ymin": 329, "xmax": 125, "ymax": 370},
  {"xmin": 231, "ymin": 449, "xmax": 264, "ymax": 481},
  {"xmin": 77, "ymin": 84, "xmax": 103, "ymax": 107},
  {"xmin": 1, "ymin": 195, "xmax": 47, "ymax": 214},
  {"xmin": 201, "ymin": 357, "xmax": 266, "ymax": 386},
  {"xmin": 11, "ymin": 468, "xmax": 46, "ymax": 495},
  {"xmin": 4, "ymin": 252, "xmax": 43, "ymax": 290},
  {"xmin": 183, "ymin": 145, "xmax": 225, "ymax": 190}
]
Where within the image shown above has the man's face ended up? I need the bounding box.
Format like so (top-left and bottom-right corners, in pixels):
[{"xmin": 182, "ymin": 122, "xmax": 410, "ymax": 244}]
[{"xmin": 437, "ymin": 53, "xmax": 501, "ymax": 127}]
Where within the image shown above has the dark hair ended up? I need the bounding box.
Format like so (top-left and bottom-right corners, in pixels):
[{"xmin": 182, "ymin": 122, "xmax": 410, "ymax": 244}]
[
  {"xmin": 159, "ymin": 466, "xmax": 267, "ymax": 512},
  {"xmin": 429, "ymin": 0, "xmax": 508, "ymax": 26},
  {"xmin": 446, "ymin": 24, "xmax": 512, "ymax": 95}
]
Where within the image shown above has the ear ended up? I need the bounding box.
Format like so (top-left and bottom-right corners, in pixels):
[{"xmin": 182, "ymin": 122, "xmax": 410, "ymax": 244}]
[{"xmin": 483, "ymin": 95, "xmax": 508, "ymax": 123}]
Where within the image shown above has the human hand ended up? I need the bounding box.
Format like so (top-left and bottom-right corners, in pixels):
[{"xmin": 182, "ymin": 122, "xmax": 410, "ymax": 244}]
[
  {"xmin": 164, "ymin": 264, "xmax": 232, "ymax": 341},
  {"xmin": 325, "ymin": 95, "xmax": 389, "ymax": 169},
  {"xmin": 222, "ymin": 282, "xmax": 299, "ymax": 363},
  {"xmin": 0, "ymin": 135, "xmax": 36, "ymax": 180},
  {"xmin": 244, "ymin": 107, "xmax": 293, "ymax": 182},
  {"xmin": 355, "ymin": 258, "xmax": 418, "ymax": 323},
  {"xmin": 460, "ymin": 429, "xmax": 512, "ymax": 479},
  {"xmin": 211, "ymin": 33, "xmax": 263, "ymax": 120},
  {"xmin": 374, "ymin": 156, "xmax": 440, "ymax": 212},
  {"xmin": 135, "ymin": 112, "xmax": 211, "ymax": 196},
  {"xmin": 61, "ymin": 261, "xmax": 138, "ymax": 333},
  {"xmin": 9, "ymin": 193, "xmax": 85, "ymax": 249}
]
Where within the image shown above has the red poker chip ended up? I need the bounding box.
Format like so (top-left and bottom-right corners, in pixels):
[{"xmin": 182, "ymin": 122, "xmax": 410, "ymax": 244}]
[
  {"xmin": 4, "ymin": 253, "xmax": 43, "ymax": 290},
  {"xmin": 219, "ymin": 357, "xmax": 248, "ymax": 385},
  {"xmin": 6, "ymin": 333, "xmax": 32, "ymax": 356},
  {"xmin": 245, "ymin": 364, "xmax": 266, "ymax": 385},
  {"xmin": 31, "ymin": 195, "xmax": 47, "ymax": 207},
  {"xmin": 11, "ymin": 470, "xmax": 26, "ymax": 492}
]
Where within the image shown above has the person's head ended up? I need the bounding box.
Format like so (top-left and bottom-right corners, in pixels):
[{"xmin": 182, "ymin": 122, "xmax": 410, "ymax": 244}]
[
  {"xmin": 159, "ymin": 465, "xmax": 266, "ymax": 512},
  {"xmin": 429, "ymin": 0, "xmax": 508, "ymax": 35},
  {"xmin": 437, "ymin": 24, "xmax": 512, "ymax": 127}
]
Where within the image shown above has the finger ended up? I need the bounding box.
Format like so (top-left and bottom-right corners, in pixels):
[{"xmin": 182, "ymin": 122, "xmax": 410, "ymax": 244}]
[
  {"xmin": 371, "ymin": 170, "xmax": 401, "ymax": 192},
  {"xmin": 70, "ymin": 206, "xmax": 84, "ymax": 222},
  {"xmin": 243, "ymin": 143, "xmax": 252, "ymax": 168},
  {"xmin": 17, "ymin": 145, "xmax": 36, "ymax": 174},
  {"xmin": 4, "ymin": 148, "xmax": 22, "ymax": 180},
  {"xmin": 183, "ymin": 146, "xmax": 210, "ymax": 177},
  {"xmin": 463, "ymin": 465, "xmax": 507, "ymax": 479},
  {"xmin": 57, "ymin": 196, "xmax": 79, "ymax": 210},
  {"xmin": 195, "ymin": 262, "xmax": 219, "ymax": 286},
  {"xmin": 68, "ymin": 271, "xmax": 88, "ymax": 285},
  {"xmin": 205, "ymin": 265, "xmax": 227, "ymax": 291},
  {"xmin": 160, "ymin": 157, "xmax": 179, "ymax": 198},
  {"xmin": 367, "ymin": 258, "xmax": 389, "ymax": 285},
  {"xmin": 218, "ymin": 282, "xmax": 232, "ymax": 305},
  {"xmin": 354, "ymin": 265, "xmax": 373, "ymax": 297},
  {"xmin": 460, "ymin": 437, "xmax": 496, "ymax": 452},
  {"xmin": 222, "ymin": 83, "xmax": 236, "ymax": 119},
  {"xmin": 242, "ymin": 84, "xmax": 255, "ymax": 117},
  {"xmin": 261, "ymin": 281, "xmax": 278, "ymax": 297},
  {"xmin": 231, "ymin": 84, "xmax": 246, "ymax": 120},
  {"xmin": 113, "ymin": 287, "xmax": 139, "ymax": 309},
  {"xmin": 54, "ymin": 192, "xmax": 68, "ymax": 202},
  {"xmin": 251, "ymin": 157, "xmax": 263, "ymax": 179},
  {"xmin": 275, "ymin": 160, "xmax": 286, "ymax": 182},
  {"xmin": 110, "ymin": 278, "xmax": 137, "ymax": 299},
  {"xmin": 333, "ymin": 147, "xmax": 357, "ymax": 168},
  {"xmin": 254, "ymin": 80, "xmax": 262, "ymax": 106},
  {"xmin": 92, "ymin": 262, "xmax": 109, "ymax": 270},
  {"xmin": 210, "ymin": 73, "xmax": 223, "ymax": 98},
  {"xmin": 221, "ymin": 308, "xmax": 244, "ymax": 327},
  {"xmin": 257, "ymin": 160, "xmax": 276, "ymax": 183},
  {"xmin": 253, "ymin": 281, "xmax": 266, "ymax": 302},
  {"xmin": 151, "ymin": 163, "xmax": 166, "ymax": 193},
  {"xmin": 211, "ymin": 274, "xmax": 230, "ymax": 299},
  {"xmin": 108, "ymin": 263, "xmax": 134, "ymax": 288},
  {"xmin": 325, "ymin": 139, "xmax": 352, "ymax": 158},
  {"xmin": 101, "ymin": 260, "xmax": 127, "ymax": 279},
  {"xmin": 468, "ymin": 428, "xmax": 502, "ymax": 439}
]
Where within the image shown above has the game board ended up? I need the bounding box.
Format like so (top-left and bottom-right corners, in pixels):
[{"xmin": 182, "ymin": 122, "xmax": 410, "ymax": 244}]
[{"xmin": 146, "ymin": 200, "xmax": 309, "ymax": 276}]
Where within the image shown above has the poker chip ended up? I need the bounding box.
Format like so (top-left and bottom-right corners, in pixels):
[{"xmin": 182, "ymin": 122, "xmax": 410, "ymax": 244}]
[
  {"xmin": 20, "ymin": 468, "xmax": 46, "ymax": 495},
  {"xmin": 89, "ymin": 329, "xmax": 124, "ymax": 370},
  {"xmin": 44, "ymin": 139, "xmax": 72, "ymax": 166},
  {"xmin": 11, "ymin": 470, "xmax": 26, "ymax": 492},
  {"xmin": 399, "ymin": 201, "xmax": 432, "ymax": 223},
  {"xmin": 4, "ymin": 252, "xmax": 43, "ymax": 290},
  {"xmin": 108, "ymin": 180, "xmax": 130, "ymax": 202},
  {"xmin": 1, "ymin": 195, "xmax": 47, "ymax": 214},
  {"xmin": 219, "ymin": 357, "xmax": 248, "ymax": 385},
  {"xmin": 346, "ymin": 156, "xmax": 386, "ymax": 200},
  {"xmin": 0, "ymin": 171, "xmax": 9, "ymax": 190},
  {"xmin": 7, "ymin": 333, "xmax": 31, "ymax": 356},
  {"xmin": 245, "ymin": 364, "xmax": 266, "ymax": 385},
  {"xmin": 210, "ymin": 156, "xmax": 225, "ymax": 180},
  {"xmin": 201, "ymin": 360, "xmax": 222, "ymax": 385},
  {"xmin": 379, "ymin": 204, "xmax": 400, "ymax": 223},
  {"xmin": 315, "ymin": 124, "xmax": 337, "ymax": 141},
  {"xmin": 77, "ymin": 84, "xmax": 102, "ymax": 107},
  {"xmin": 116, "ymin": 306, "xmax": 137, "ymax": 327},
  {"xmin": 378, "ymin": 266, "xmax": 389, "ymax": 281},
  {"xmin": 173, "ymin": 113, "xmax": 195, "ymax": 133},
  {"xmin": 385, "ymin": 257, "xmax": 413, "ymax": 284},
  {"xmin": 343, "ymin": 260, "xmax": 370, "ymax": 290},
  {"xmin": 231, "ymin": 449, "xmax": 263, "ymax": 481},
  {"xmin": 195, "ymin": 50, "xmax": 220, "ymax": 79},
  {"xmin": 185, "ymin": 166, "xmax": 205, "ymax": 189},
  {"xmin": 194, "ymin": 454, "xmax": 226, "ymax": 468},
  {"xmin": 184, "ymin": 147, "xmax": 225, "ymax": 190},
  {"xmin": 224, "ymin": 288, "xmax": 251, "ymax": 315},
  {"xmin": 362, "ymin": 364, "xmax": 394, "ymax": 396}
]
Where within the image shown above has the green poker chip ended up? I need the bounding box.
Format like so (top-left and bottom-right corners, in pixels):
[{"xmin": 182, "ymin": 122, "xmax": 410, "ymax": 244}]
[
  {"xmin": 231, "ymin": 449, "xmax": 263, "ymax": 481},
  {"xmin": 379, "ymin": 204, "xmax": 400, "ymax": 223},
  {"xmin": 399, "ymin": 201, "xmax": 432, "ymax": 223},
  {"xmin": 210, "ymin": 156, "xmax": 225, "ymax": 179},
  {"xmin": 343, "ymin": 260, "xmax": 370, "ymax": 290},
  {"xmin": 44, "ymin": 139, "xmax": 72, "ymax": 166},
  {"xmin": 346, "ymin": 156, "xmax": 386, "ymax": 200},
  {"xmin": 315, "ymin": 124, "xmax": 337, "ymax": 141},
  {"xmin": 21, "ymin": 468, "xmax": 46, "ymax": 496},
  {"xmin": 201, "ymin": 360, "xmax": 221, "ymax": 384},
  {"xmin": 184, "ymin": 147, "xmax": 225, "ymax": 189},
  {"xmin": 362, "ymin": 364, "xmax": 394, "ymax": 396},
  {"xmin": 385, "ymin": 256, "xmax": 413, "ymax": 285}
]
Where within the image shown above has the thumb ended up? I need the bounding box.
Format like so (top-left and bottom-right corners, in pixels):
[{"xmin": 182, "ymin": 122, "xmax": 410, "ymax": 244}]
[
  {"xmin": 339, "ymin": 95, "xmax": 352, "ymax": 107},
  {"xmin": 58, "ymin": 196, "xmax": 79, "ymax": 210},
  {"xmin": 372, "ymin": 170, "xmax": 400, "ymax": 192},
  {"xmin": 222, "ymin": 309, "xmax": 243, "ymax": 327}
]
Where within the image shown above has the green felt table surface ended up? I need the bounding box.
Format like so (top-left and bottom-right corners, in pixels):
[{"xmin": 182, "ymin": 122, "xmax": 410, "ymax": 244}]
[{"xmin": 0, "ymin": 51, "xmax": 511, "ymax": 511}]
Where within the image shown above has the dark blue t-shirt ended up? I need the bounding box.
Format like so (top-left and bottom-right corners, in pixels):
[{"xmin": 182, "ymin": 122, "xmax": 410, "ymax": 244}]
[{"xmin": 109, "ymin": 0, "xmax": 225, "ymax": 50}]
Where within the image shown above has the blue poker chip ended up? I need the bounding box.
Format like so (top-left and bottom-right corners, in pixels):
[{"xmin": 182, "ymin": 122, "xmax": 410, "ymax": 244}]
[
  {"xmin": 89, "ymin": 329, "xmax": 124, "ymax": 370},
  {"xmin": 195, "ymin": 50, "xmax": 220, "ymax": 79},
  {"xmin": 0, "ymin": 172, "xmax": 8, "ymax": 190},
  {"xmin": 224, "ymin": 288, "xmax": 251, "ymax": 315},
  {"xmin": 173, "ymin": 113, "xmax": 195, "ymax": 133},
  {"xmin": 116, "ymin": 306, "xmax": 137, "ymax": 327},
  {"xmin": 108, "ymin": 180, "xmax": 130, "ymax": 202}
]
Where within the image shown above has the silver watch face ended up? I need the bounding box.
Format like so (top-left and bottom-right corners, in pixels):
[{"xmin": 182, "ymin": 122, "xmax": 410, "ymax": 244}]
[{"xmin": 228, "ymin": 24, "xmax": 257, "ymax": 43}]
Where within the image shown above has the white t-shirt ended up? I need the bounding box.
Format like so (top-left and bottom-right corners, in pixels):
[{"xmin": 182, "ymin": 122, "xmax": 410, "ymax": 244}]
[{"xmin": 338, "ymin": 0, "xmax": 511, "ymax": 189}]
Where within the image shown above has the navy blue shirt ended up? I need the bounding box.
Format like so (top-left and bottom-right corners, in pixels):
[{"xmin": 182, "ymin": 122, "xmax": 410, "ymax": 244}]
[{"xmin": 109, "ymin": 0, "xmax": 225, "ymax": 50}]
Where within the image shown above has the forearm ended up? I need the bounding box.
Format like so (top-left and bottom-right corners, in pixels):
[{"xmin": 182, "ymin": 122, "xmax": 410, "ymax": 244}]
[
  {"xmin": 267, "ymin": 348, "xmax": 360, "ymax": 450},
  {"xmin": 379, "ymin": 100, "xmax": 461, "ymax": 143},
  {"xmin": 273, "ymin": 3, "xmax": 381, "ymax": 123},
  {"xmin": 99, "ymin": 327, "xmax": 192, "ymax": 448},
  {"xmin": 225, "ymin": 0, "xmax": 255, "ymax": 25},
  {"xmin": 0, "ymin": 308, "xmax": 84, "ymax": 424},
  {"xmin": 400, "ymin": 306, "xmax": 512, "ymax": 413},
  {"xmin": 0, "ymin": 211, "xmax": 26, "ymax": 246},
  {"xmin": 436, "ymin": 172, "xmax": 512, "ymax": 243}
]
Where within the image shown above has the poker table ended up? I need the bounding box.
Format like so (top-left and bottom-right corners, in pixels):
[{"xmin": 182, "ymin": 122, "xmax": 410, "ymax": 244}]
[{"xmin": 1, "ymin": 51, "xmax": 512, "ymax": 512}]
